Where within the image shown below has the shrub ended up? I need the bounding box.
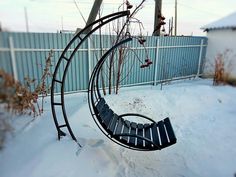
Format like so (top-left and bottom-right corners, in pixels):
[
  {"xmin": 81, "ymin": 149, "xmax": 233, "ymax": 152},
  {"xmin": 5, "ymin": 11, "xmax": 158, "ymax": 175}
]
[
  {"xmin": 0, "ymin": 50, "xmax": 53, "ymax": 116},
  {"xmin": 213, "ymin": 53, "xmax": 226, "ymax": 85},
  {"xmin": 213, "ymin": 50, "xmax": 236, "ymax": 86}
]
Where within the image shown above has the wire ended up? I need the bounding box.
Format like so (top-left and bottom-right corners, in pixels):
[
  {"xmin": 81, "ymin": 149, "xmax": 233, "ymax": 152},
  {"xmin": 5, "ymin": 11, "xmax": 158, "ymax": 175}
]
[
  {"xmin": 178, "ymin": 2, "xmax": 221, "ymax": 17},
  {"xmin": 73, "ymin": 0, "xmax": 87, "ymax": 24}
]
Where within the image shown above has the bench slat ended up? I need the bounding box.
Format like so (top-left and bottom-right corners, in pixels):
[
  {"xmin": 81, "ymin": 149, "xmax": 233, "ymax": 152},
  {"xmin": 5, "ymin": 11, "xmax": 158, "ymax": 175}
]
[
  {"xmin": 129, "ymin": 122, "xmax": 137, "ymax": 146},
  {"xmin": 158, "ymin": 121, "xmax": 168, "ymax": 147},
  {"xmin": 108, "ymin": 114, "xmax": 118, "ymax": 135},
  {"xmin": 115, "ymin": 118, "xmax": 124, "ymax": 136},
  {"xmin": 164, "ymin": 118, "xmax": 177, "ymax": 144},
  {"xmin": 121, "ymin": 120, "xmax": 130, "ymax": 143},
  {"xmin": 137, "ymin": 124, "xmax": 144, "ymax": 147},
  {"xmin": 99, "ymin": 104, "xmax": 109, "ymax": 117},
  {"xmin": 96, "ymin": 98, "xmax": 106, "ymax": 111},
  {"xmin": 102, "ymin": 109, "xmax": 114, "ymax": 128},
  {"xmin": 152, "ymin": 123, "xmax": 160, "ymax": 147},
  {"xmin": 144, "ymin": 124, "xmax": 152, "ymax": 148}
]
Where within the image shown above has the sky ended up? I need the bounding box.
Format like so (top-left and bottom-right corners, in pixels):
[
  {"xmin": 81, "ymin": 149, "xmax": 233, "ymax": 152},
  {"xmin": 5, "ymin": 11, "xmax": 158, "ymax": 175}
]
[{"xmin": 0, "ymin": 0, "xmax": 236, "ymax": 36}]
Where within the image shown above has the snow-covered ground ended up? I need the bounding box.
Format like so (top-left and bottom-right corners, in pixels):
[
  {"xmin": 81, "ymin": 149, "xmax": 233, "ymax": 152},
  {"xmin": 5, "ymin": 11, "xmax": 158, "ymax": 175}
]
[{"xmin": 0, "ymin": 79, "xmax": 236, "ymax": 177}]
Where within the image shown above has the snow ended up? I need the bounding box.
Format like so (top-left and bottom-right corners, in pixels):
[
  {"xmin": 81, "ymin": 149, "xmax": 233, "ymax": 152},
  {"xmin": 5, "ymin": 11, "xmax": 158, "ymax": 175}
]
[
  {"xmin": 1, "ymin": 79, "xmax": 236, "ymax": 177},
  {"xmin": 201, "ymin": 11, "xmax": 236, "ymax": 30}
]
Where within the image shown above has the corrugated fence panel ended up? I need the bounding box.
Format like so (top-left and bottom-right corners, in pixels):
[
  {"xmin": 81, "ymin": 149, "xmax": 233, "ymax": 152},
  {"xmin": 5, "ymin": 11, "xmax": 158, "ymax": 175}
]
[
  {"xmin": 155, "ymin": 36, "xmax": 207, "ymax": 82},
  {"xmin": 0, "ymin": 32, "xmax": 207, "ymax": 93},
  {"xmin": 0, "ymin": 32, "xmax": 12, "ymax": 74}
]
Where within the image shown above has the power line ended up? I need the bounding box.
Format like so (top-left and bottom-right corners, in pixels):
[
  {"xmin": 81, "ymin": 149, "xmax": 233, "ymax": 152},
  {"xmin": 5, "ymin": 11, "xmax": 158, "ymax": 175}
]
[
  {"xmin": 24, "ymin": 7, "xmax": 29, "ymax": 32},
  {"xmin": 178, "ymin": 2, "xmax": 221, "ymax": 17},
  {"xmin": 73, "ymin": 0, "xmax": 87, "ymax": 24}
]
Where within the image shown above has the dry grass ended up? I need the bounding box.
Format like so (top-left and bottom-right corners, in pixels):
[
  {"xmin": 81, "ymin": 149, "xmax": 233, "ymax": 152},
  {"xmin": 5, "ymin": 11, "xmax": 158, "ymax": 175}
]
[
  {"xmin": 0, "ymin": 50, "xmax": 53, "ymax": 116},
  {"xmin": 213, "ymin": 52, "xmax": 236, "ymax": 86},
  {"xmin": 213, "ymin": 53, "xmax": 226, "ymax": 85}
]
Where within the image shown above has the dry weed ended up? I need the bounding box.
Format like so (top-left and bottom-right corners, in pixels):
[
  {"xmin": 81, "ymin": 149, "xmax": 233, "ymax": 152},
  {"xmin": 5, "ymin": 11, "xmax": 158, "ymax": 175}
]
[{"xmin": 0, "ymin": 50, "xmax": 53, "ymax": 116}]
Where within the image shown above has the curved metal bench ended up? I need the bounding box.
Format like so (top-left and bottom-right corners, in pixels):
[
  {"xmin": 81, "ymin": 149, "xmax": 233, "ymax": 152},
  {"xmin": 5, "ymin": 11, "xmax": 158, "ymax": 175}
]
[
  {"xmin": 50, "ymin": 10, "xmax": 177, "ymax": 151},
  {"xmin": 88, "ymin": 38, "xmax": 177, "ymax": 151},
  {"xmin": 96, "ymin": 98, "xmax": 176, "ymax": 150}
]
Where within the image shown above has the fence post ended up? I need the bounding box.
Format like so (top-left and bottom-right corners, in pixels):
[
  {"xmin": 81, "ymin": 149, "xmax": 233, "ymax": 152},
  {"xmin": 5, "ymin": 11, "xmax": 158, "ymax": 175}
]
[
  {"xmin": 196, "ymin": 39, "xmax": 204, "ymax": 77},
  {"xmin": 153, "ymin": 38, "xmax": 160, "ymax": 86},
  {"xmin": 9, "ymin": 36, "xmax": 18, "ymax": 81},
  {"xmin": 87, "ymin": 37, "xmax": 92, "ymax": 78}
]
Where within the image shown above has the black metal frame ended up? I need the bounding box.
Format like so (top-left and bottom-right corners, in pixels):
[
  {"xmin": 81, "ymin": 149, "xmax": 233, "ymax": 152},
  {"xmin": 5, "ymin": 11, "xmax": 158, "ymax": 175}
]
[
  {"xmin": 51, "ymin": 10, "xmax": 130, "ymax": 142},
  {"xmin": 87, "ymin": 37, "xmax": 164, "ymax": 151},
  {"xmin": 51, "ymin": 10, "xmax": 177, "ymax": 151}
]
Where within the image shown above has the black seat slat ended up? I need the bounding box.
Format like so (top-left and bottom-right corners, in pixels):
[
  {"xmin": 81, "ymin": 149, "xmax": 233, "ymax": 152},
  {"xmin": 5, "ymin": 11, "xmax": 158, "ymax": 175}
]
[
  {"xmin": 152, "ymin": 123, "xmax": 160, "ymax": 147},
  {"xmin": 108, "ymin": 114, "xmax": 118, "ymax": 135},
  {"xmin": 99, "ymin": 104, "xmax": 109, "ymax": 117},
  {"xmin": 158, "ymin": 121, "xmax": 168, "ymax": 147},
  {"xmin": 164, "ymin": 118, "xmax": 177, "ymax": 144},
  {"xmin": 137, "ymin": 124, "xmax": 144, "ymax": 147},
  {"xmin": 115, "ymin": 118, "xmax": 124, "ymax": 136},
  {"xmin": 121, "ymin": 120, "xmax": 130, "ymax": 143},
  {"xmin": 129, "ymin": 122, "xmax": 137, "ymax": 146},
  {"xmin": 96, "ymin": 98, "xmax": 106, "ymax": 111},
  {"xmin": 144, "ymin": 124, "xmax": 152, "ymax": 148},
  {"xmin": 102, "ymin": 109, "xmax": 114, "ymax": 127}
]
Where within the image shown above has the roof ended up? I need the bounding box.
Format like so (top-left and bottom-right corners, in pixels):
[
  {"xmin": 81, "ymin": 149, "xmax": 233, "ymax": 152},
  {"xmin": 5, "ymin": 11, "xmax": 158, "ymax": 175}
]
[{"xmin": 201, "ymin": 11, "xmax": 236, "ymax": 31}]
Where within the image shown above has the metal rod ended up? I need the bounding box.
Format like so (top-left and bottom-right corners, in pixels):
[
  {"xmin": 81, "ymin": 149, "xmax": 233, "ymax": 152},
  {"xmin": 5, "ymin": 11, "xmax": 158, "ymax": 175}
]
[
  {"xmin": 196, "ymin": 39, "xmax": 204, "ymax": 77},
  {"xmin": 154, "ymin": 38, "xmax": 160, "ymax": 86},
  {"xmin": 9, "ymin": 36, "xmax": 18, "ymax": 81},
  {"xmin": 87, "ymin": 37, "xmax": 92, "ymax": 77},
  {"xmin": 174, "ymin": 0, "xmax": 177, "ymax": 36},
  {"xmin": 24, "ymin": 7, "xmax": 29, "ymax": 32},
  {"xmin": 0, "ymin": 44, "xmax": 207, "ymax": 53}
]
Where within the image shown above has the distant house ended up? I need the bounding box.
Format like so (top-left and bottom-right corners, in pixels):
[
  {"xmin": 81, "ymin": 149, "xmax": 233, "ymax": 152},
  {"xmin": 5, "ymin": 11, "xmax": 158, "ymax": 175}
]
[{"xmin": 201, "ymin": 12, "xmax": 236, "ymax": 80}]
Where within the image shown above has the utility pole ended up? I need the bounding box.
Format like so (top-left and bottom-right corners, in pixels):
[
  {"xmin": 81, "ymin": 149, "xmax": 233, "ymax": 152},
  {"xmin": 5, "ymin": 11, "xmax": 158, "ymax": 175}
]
[
  {"xmin": 24, "ymin": 7, "xmax": 29, "ymax": 32},
  {"xmin": 153, "ymin": 0, "xmax": 162, "ymax": 36},
  {"xmin": 84, "ymin": 0, "xmax": 103, "ymax": 34},
  {"xmin": 169, "ymin": 17, "xmax": 173, "ymax": 36},
  {"xmin": 174, "ymin": 0, "xmax": 177, "ymax": 36},
  {"xmin": 61, "ymin": 16, "xmax": 64, "ymax": 32}
]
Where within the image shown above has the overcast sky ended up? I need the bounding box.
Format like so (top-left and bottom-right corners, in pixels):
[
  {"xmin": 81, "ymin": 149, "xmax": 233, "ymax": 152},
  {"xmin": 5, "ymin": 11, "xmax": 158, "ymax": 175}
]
[{"xmin": 0, "ymin": 0, "xmax": 236, "ymax": 36}]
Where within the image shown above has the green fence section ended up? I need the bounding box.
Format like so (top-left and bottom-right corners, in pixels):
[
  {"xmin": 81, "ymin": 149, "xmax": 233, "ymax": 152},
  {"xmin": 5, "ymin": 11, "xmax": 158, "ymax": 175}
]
[{"xmin": 0, "ymin": 32, "xmax": 207, "ymax": 93}]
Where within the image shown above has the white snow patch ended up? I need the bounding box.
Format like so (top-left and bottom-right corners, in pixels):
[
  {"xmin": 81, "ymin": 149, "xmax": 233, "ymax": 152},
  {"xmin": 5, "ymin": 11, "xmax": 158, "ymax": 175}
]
[
  {"xmin": 201, "ymin": 11, "xmax": 236, "ymax": 30},
  {"xmin": 0, "ymin": 79, "xmax": 236, "ymax": 177}
]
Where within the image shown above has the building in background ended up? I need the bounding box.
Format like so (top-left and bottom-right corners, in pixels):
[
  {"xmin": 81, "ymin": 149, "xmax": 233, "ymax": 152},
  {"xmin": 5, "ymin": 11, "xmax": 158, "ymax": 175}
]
[{"xmin": 201, "ymin": 12, "xmax": 236, "ymax": 80}]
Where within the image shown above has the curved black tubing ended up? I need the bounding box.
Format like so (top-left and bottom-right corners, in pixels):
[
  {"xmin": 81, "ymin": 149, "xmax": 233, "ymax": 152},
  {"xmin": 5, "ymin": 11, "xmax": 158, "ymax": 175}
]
[
  {"xmin": 51, "ymin": 10, "xmax": 130, "ymax": 141},
  {"xmin": 118, "ymin": 113, "xmax": 156, "ymax": 123}
]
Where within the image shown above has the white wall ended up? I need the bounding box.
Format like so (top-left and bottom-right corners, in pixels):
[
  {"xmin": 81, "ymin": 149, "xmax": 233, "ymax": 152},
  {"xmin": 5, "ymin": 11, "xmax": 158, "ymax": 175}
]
[{"xmin": 203, "ymin": 29, "xmax": 236, "ymax": 78}]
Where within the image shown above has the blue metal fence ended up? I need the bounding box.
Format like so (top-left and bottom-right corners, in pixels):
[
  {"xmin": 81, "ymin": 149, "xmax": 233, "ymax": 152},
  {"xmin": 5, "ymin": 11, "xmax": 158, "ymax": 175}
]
[{"xmin": 0, "ymin": 32, "xmax": 207, "ymax": 93}]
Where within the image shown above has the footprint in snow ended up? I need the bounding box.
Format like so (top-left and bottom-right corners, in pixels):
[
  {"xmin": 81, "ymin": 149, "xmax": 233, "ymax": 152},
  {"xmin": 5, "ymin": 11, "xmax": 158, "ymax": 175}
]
[
  {"xmin": 75, "ymin": 139, "xmax": 104, "ymax": 156},
  {"xmin": 82, "ymin": 124, "xmax": 97, "ymax": 132},
  {"xmin": 89, "ymin": 139, "xmax": 105, "ymax": 147}
]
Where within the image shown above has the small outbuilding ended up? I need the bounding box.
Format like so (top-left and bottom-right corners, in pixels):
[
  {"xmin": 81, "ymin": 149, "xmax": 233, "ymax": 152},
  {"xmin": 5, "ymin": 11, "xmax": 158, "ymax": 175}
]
[{"xmin": 201, "ymin": 12, "xmax": 236, "ymax": 82}]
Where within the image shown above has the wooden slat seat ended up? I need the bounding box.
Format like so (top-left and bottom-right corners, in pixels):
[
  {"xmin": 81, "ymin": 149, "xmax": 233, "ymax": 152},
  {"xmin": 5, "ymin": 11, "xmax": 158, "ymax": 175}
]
[
  {"xmin": 95, "ymin": 98, "xmax": 177, "ymax": 150},
  {"xmin": 108, "ymin": 114, "xmax": 118, "ymax": 135}
]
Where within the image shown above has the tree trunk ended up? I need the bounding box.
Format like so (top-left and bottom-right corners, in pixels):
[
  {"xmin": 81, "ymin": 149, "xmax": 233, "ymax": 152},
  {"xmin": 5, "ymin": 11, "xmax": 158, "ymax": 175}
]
[{"xmin": 115, "ymin": 48, "xmax": 124, "ymax": 94}]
